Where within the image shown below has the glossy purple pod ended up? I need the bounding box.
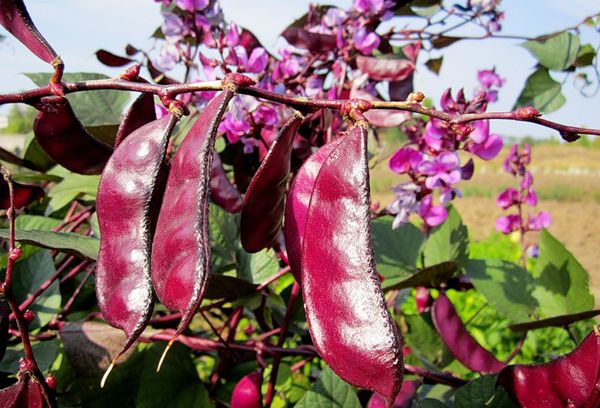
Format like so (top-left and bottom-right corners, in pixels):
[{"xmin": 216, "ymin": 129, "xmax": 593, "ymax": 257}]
[
  {"xmin": 368, "ymin": 380, "xmax": 421, "ymax": 408},
  {"xmin": 300, "ymin": 125, "xmax": 404, "ymax": 404},
  {"xmin": 114, "ymin": 92, "xmax": 157, "ymax": 147},
  {"xmin": 151, "ymin": 90, "xmax": 234, "ymax": 339},
  {"xmin": 284, "ymin": 136, "xmax": 345, "ymax": 282},
  {"xmin": 230, "ymin": 371, "xmax": 263, "ymax": 408},
  {"xmin": 497, "ymin": 330, "xmax": 600, "ymax": 407},
  {"xmin": 211, "ymin": 151, "xmax": 242, "ymax": 213},
  {"xmin": 0, "ymin": 178, "xmax": 44, "ymax": 209},
  {"xmin": 0, "ymin": 371, "xmax": 46, "ymax": 408},
  {"xmin": 432, "ymin": 291, "xmax": 505, "ymax": 374},
  {"xmin": 33, "ymin": 98, "xmax": 113, "ymax": 175},
  {"xmin": 0, "ymin": 0, "xmax": 57, "ymax": 64},
  {"xmin": 96, "ymin": 115, "xmax": 178, "ymax": 360},
  {"xmin": 241, "ymin": 113, "xmax": 303, "ymax": 253}
]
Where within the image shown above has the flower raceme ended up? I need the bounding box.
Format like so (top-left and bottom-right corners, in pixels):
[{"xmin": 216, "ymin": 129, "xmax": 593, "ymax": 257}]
[
  {"xmin": 387, "ymin": 80, "xmax": 505, "ymax": 228},
  {"xmin": 495, "ymin": 143, "xmax": 551, "ymax": 235}
]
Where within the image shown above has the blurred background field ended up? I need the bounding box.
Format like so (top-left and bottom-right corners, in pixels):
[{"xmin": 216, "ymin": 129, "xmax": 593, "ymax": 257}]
[{"xmin": 370, "ymin": 133, "xmax": 600, "ymax": 303}]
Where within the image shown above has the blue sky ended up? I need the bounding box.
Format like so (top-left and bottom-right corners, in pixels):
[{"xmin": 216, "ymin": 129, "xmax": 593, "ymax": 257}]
[{"xmin": 1, "ymin": 0, "xmax": 599, "ymax": 138}]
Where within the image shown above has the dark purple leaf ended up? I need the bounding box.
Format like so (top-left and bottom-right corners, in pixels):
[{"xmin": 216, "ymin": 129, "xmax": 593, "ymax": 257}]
[
  {"xmin": 281, "ymin": 27, "xmax": 336, "ymax": 52},
  {"xmin": 211, "ymin": 151, "xmax": 243, "ymax": 213},
  {"xmin": 241, "ymin": 114, "xmax": 303, "ymax": 253},
  {"xmin": 0, "ymin": 178, "xmax": 44, "ymax": 209},
  {"xmin": 389, "ymin": 74, "xmax": 414, "ymax": 101},
  {"xmin": 367, "ymin": 380, "xmax": 421, "ymax": 408},
  {"xmin": 114, "ymin": 91, "xmax": 157, "ymax": 147},
  {"xmin": 59, "ymin": 321, "xmax": 135, "ymax": 377},
  {"xmin": 0, "ymin": 0, "xmax": 57, "ymax": 64},
  {"xmin": 230, "ymin": 371, "xmax": 263, "ymax": 408},
  {"xmin": 497, "ymin": 330, "xmax": 600, "ymax": 407},
  {"xmin": 432, "ymin": 291, "xmax": 505, "ymax": 374},
  {"xmin": 299, "ymin": 125, "xmax": 404, "ymax": 404},
  {"xmin": 284, "ymin": 136, "xmax": 345, "ymax": 282},
  {"xmin": 125, "ymin": 44, "xmax": 139, "ymax": 56},
  {"xmin": 239, "ymin": 27, "xmax": 263, "ymax": 53},
  {"xmin": 431, "ymin": 35, "xmax": 461, "ymax": 49},
  {"xmin": 95, "ymin": 49, "xmax": 134, "ymax": 67},
  {"xmin": 96, "ymin": 115, "xmax": 178, "ymax": 360},
  {"xmin": 356, "ymin": 55, "xmax": 415, "ymax": 82},
  {"xmin": 151, "ymin": 90, "xmax": 234, "ymax": 353},
  {"xmin": 33, "ymin": 97, "xmax": 113, "ymax": 175},
  {"xmin": 508, "ymin": 309, "xmax": 600, "ymax": 332}
]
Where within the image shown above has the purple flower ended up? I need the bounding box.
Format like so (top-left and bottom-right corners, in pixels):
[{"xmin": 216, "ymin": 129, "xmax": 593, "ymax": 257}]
[
  {"xmin": 527, "ymin": 244, "xmax": 539, "ymax": 258},
  {"xmin": 323, "ymin": 8, "xmax": 347, "ymax": 27},
  {"xmin": 353, "ymin": 27, "xmax": 380, "ymax": 55},
  {"xmin": 524, "ymin": 189, "xmax": 537, "ymax": 206},
  {"xmin": 354, "ymin": 0, "xmax": 385, "ymax": 14},
  {"xmin": 496, "ymin": 214, "xmax": 521, "ymax": 234},
  {"xmin": 161, "ymin": 12, "xmax": 184, "ymax": 38},
  {"xmin": 305, "ymin": 75, "xmax": 325, "ymax": 97},
  {"xmin": 461, "ymin": 158, "xmax": 474, "ymax": 180},
  {"xmin": 153, "ymin": 39, "xmax": 180, "ymax": 71},
  {"xmin": 469, "ymin": 120, "xmax": 489, "ymax": 144},
  {"xmin": 225, "ymin": 23, "xmax": 240, "ymax": 47},
  {"xmin": 241, "ymin": 137, "xmax": 260, "ymax": 154},
  {"xmin": 496, "ymin": 188, "xmax": 519, "ymax": 210},
  {"xmin": 418, "ymin": 152, "xmax": 461, "ymax": 190},
  {"xmin": 176, "ymin": 0, "xmax": 208, "ymax": 11},
  {"xmin": 528, "ymin": 211, "xmax": 551, "ymax": 231},
  {"xmin": 252, "ymin": 105, "xmax": 278, "ymax": 127},
  {"xmin": 246, "ymin": 47, "xmax": 268, "ymax": 73},
  {"xmin": 419, "ymin": 195, "xmax": 447, "ymax": 227},
  {"xmin": 477, "ymin": 68, "xmax": 504, "ymax": 89},
  {"xmin": 423, "ymin": 119, "xmax": 446, "ymax": 151},
  {"xmin": 520, "ymin": 171, "xmax": 533, "ymax": 189},
  {"xmin": 387, "ymin": 183, "xmax": 419, "ymax": 229},
  {"xmin": 219, "ymin": 112, "xmax": 251, "ymax": 143},
  {"xmin": 469, "ymin": 133, "xmax": 503, "ymax": 160},
  {"xmin": 388, "ymin": 147, "xmax": 422, "ymax": 174}
]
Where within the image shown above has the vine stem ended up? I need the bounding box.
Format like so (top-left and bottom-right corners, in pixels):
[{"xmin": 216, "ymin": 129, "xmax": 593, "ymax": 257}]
[
  {"xmin": 1, "ymin": 78, "xmax": 600, "ymax": 137},
  {"xmin": 0, "ymin": 167, "xmax": 55, "ymax": 408},
  {"xmin": 264, "ymin": 281, "xmax": 300, "ymax": 408}
]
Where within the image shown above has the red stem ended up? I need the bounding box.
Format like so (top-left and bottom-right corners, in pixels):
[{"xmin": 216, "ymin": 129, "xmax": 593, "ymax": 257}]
[{"xmin": 1, "ymin": 79, "xmax": 599, "ymax": 137}]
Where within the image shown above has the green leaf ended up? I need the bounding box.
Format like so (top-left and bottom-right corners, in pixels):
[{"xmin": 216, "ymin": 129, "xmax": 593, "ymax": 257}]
[
  {"xmin": 405, "ymin": 313, "xmax": 453, "ymax": 368},
  {"xmin": 454, "ymin": 375, "xmax": 497, "ymax": 407},
  {"xmin": 25, "ymin": 72, "xmax": 130, "ymax": 126},
  {"xmin": 86, "ymin": 124, "xmax": 119, "ymax": 147},
  {"xmin": 13, "ymin": 250, "xmax": 61, "ymax": 328},
  {"xmin": 0, "ymin": 229, "xmax": 100, "ymax": 260},
  {"xmin": 0, "ymin": 339, "xmax": 58, "ymax": 374},
  {"xmin": 136, "ymin": 343, "xmax": 213, "ymax": 408},
  {"xmin": 23, "ymin": 131, "xmax": 55, "ymax": 171},
  {"xmin": 209, "ymin": 205, "xmax": 240, "ymax": 274},
  {"xmin": 237, "ymin": 249, "xmax": 279, "ymax": 284},
  {"xmin": 575, "ymin": 43, "xmax": 596, "ymax": 67},
  {"xmin": 295, "ymin": 365, "xmax": 361, "ymax": 408},
  {"xmin": 532, "ymin": 229, "xmax": 594, "ymax": 317},
  {"xmin": 522, "ymin": 32, "xmax": 580, "ymax": 71},
  {"xmin": 465, "ymin": 259, "xmax": 537, "ymax": 323},
  {"xmin": 13, "ymin": 214, "xmax": 62, "ymax": 260},
  {"xmin": 514, "ymin": 68, "xmax": 565, "ymax": 113},
  {"xmin": 424, "ymin": 205, "xmax": 468, "ymax": 268},
  {"xmin": 46, "ymin": 172, "xmax": 100, "ymax": 214},
  {"xmin": 371, "ymin": 218, "xmax": 424, "ymax": 288}
]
